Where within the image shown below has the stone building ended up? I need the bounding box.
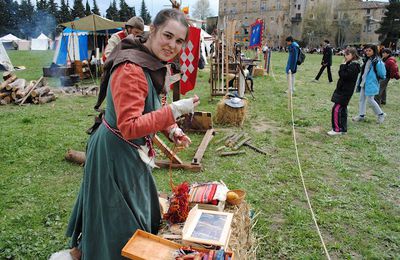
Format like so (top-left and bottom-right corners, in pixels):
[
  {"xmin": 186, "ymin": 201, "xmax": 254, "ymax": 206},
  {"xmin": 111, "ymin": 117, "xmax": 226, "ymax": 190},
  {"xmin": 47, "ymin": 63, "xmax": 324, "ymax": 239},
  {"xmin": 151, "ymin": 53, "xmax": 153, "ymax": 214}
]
[{"xmin": 218, "ymin": 0, "xmax": 388, "ymax": 47}]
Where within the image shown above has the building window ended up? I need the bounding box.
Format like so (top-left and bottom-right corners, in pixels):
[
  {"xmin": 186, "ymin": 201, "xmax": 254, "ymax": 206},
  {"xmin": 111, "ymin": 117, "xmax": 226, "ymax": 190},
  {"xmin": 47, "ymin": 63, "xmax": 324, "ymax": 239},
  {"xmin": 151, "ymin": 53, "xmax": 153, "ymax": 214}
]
[
  {"xmin": 298, "ymin": 4, "xmax": 301, "ymax": 10},
  {"xmin": 367, "ymin": 9, "xmax": 370, "ymax": 14},
  {"xmin": 296, "ymin": 13, "xmax": 301, "ymax": 19}
]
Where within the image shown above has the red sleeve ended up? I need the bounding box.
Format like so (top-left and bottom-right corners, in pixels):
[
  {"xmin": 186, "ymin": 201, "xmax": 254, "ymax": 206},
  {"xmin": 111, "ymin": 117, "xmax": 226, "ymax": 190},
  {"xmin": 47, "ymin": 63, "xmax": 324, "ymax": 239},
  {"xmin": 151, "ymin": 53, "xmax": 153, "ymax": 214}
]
[{"xmin": 111, "ymin": 62, "xmax": 175, "ymax": 140}]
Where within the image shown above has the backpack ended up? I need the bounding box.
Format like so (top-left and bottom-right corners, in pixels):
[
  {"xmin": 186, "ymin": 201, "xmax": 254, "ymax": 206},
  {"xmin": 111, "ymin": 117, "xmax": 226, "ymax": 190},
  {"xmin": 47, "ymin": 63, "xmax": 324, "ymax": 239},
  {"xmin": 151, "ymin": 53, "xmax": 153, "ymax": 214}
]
[
  {"xmin": 297, "ymin": 47, "xmax": 306, "ymax": 65},
  {"xmin": 372, "ymin": 60, "xmax": 385, "ymax": 81}
]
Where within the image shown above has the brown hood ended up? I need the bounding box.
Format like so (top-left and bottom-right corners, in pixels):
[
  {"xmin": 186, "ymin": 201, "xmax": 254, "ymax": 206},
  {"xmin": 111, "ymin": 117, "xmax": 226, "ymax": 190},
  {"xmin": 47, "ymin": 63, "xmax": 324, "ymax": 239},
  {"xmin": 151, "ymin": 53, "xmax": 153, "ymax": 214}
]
[{"xmin": 95, "ymin": 35, "xmax": 167, "ymax": 110}]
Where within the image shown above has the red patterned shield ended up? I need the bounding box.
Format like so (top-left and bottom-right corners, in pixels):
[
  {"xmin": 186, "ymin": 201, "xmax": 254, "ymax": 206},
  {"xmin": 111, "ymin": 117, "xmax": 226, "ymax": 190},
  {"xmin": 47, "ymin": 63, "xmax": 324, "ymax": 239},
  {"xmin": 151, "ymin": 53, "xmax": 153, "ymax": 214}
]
[{"xmin": 179, "ymin": 27, "xmax": 201, "ymax": 95}]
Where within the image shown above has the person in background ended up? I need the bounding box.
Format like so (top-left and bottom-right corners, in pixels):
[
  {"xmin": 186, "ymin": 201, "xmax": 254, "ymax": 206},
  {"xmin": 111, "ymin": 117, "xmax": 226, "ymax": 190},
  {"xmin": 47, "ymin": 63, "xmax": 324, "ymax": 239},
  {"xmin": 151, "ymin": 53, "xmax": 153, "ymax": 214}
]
[
  {"xmin": 353, "ymin": 44, "xmax": 387, "ymax": 124},
  {"xmin": 313, "ymin": 39, "xmax": 333, "ymax": 83},
  {"xmin": 67, "ymin": 9, "xmax": 199, "ymax": 260},
  {"xmin": 285, "ymin": 36, "xmax": 299, "ymax": 93},
  {"xmin": 327, "ymin": 47, "xmax": 361, "ymax": 136},
  {"xmin": 102, "ymin": 16, "xmax": 144, "ymax": 62},
  {"xmin": 374, "ymin": 48, "xmax": 400, "ymax": 105}
]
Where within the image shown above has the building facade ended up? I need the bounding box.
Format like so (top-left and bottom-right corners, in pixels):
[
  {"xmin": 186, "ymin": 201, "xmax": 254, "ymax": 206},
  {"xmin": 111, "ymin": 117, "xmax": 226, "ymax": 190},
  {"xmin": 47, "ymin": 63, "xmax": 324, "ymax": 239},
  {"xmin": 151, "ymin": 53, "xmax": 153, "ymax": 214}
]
[{"xmin": 218, "ymin": 0, "xmax": 388, "ymax": 47}]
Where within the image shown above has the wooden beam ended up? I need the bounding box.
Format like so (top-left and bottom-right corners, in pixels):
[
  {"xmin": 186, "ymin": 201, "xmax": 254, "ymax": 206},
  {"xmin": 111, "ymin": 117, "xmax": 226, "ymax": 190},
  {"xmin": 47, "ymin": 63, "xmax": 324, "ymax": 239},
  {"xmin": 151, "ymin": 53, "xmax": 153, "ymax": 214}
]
[
  {"xmin": 191, "ymin": 128, "xmax": 215, "ymax": 165},
  {"xmin": 244, "ymin": 142, "xmax": 267, "ymax": 155},
  {"xmin": 152, "ymin": 134, "xmax": 183, "ymax": 164},
  {"xmin": 155, "ymin": 160, "xmax": 202, "ymax": 172}
]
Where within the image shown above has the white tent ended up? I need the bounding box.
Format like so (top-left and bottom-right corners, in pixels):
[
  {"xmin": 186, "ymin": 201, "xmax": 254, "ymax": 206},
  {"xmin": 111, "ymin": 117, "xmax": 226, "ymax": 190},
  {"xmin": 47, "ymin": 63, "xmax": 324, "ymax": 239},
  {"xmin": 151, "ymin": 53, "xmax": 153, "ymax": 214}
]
[
  {"xmin": 0, "ymin": 33, "xmax": 21, "ymax": 42},
  {"xmin": 31, "ymin": 33, "xmax": 51, "ymax": 50},
  {"xmin": 0, "ymin": 42, "xmax": 14, "ymax": 71}
]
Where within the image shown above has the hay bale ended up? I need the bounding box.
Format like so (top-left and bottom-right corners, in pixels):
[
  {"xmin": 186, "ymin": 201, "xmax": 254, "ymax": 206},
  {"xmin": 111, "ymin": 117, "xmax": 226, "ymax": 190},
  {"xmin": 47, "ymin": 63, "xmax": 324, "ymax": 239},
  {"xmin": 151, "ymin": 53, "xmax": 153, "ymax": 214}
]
[
  {"xmin": 253, "ymin": 67, "xmax": 265, "ymax": 77},
  {"xmin": 225, "ymin": 201, "xmax": 257, "ymax": 259},
  {"xmin": 214, "ymin": 97, "xmax": 247, "ymax": 127}
]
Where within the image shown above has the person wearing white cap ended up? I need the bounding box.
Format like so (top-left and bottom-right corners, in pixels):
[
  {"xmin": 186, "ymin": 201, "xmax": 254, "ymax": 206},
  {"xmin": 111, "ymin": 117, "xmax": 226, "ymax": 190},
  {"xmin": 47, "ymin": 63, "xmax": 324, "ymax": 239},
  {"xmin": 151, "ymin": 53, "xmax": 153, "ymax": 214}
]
[{"xmin": 102, "ymin": 16, "xmax": 145, "ymax": 62}]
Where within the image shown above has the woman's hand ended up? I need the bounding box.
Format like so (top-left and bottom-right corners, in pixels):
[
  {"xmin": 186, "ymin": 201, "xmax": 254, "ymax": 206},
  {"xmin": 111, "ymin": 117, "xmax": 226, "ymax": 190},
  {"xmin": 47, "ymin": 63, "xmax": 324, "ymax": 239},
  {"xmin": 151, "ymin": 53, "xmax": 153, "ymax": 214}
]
[
  {"xmin": 170, "ymin": 95, "xmax": 200, "ymax": 119},
  {"xmin": 170, "ymin": 128, "xmax": 191, "ymax": 148}
]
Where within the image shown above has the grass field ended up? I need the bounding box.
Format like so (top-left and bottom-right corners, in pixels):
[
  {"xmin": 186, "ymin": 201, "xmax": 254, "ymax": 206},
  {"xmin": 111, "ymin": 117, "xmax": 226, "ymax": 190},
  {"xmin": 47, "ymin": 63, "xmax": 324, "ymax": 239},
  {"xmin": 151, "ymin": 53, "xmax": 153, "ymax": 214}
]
[{"xmin": 1, "ymin": 50, "xmax": 399, "ymax": 259}]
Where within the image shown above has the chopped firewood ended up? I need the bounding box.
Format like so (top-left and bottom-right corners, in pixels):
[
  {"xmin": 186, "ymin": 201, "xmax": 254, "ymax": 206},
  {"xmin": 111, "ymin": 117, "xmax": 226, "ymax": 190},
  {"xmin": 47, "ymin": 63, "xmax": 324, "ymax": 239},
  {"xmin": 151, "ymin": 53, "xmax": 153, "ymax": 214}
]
[
  {"xmin": 31, "ymin": 86, "xmax": 50, "ymax": 97},
  {"xmin": 0, "ymin": 75, "xmax": 17, "ymax": 91},
  {"xmin": 38, "ymin": 93, "xmax": 56, "ymax": 104},
  {"xmin": 65, "ymin": 149, "xmax": 86, "ymax": 165}
]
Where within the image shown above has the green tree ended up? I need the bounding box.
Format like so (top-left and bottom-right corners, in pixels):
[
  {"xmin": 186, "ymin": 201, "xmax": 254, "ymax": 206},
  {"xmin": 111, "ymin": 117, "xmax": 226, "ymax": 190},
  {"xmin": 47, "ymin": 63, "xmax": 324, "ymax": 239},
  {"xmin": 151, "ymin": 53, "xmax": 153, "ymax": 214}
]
[
  {"xmin": 59, "ymin": 0, "xmax": 73, "ymax": 23},
  {"xmin": 119, "ymin": 0, "xmax": 135, "ymax": 21},
  {"xmin": 85, "ymin": 0, "xmax": 91, "ymax": 16},
  {"xmin": 192, "ymin": 0, "xmax": 211, "ymax": 20},
  {"xmin": 92, "ymin": 0, "xmax": 100, "ymax": 15},
  {"xmin": 140, "ymin": 0, "xmax": 151, "ymax": 24},
  {"xmin": 47, "ymin": 0, "xmax": 59, "ymax": 20},
  {"xmin": 17, "ymin": 0, "xmax": 35, "ymax": 38},
  {"xmin": 71, "ymin": 0, "xmax": 85, "ymax": 18},
  {"xmin": 106, "ymin": 0, "xmax": 119, "ymax": 20},
  {"xmin": 36, "ymin": 0, "xmax": 47, "ymax": 10},
  {"xmin": 376, "ymin": 0, "xmax": 400, "ymax": 48},
  {"xmin": 0, "ymin": 0, "xmax": 19, "ymax": 37}
]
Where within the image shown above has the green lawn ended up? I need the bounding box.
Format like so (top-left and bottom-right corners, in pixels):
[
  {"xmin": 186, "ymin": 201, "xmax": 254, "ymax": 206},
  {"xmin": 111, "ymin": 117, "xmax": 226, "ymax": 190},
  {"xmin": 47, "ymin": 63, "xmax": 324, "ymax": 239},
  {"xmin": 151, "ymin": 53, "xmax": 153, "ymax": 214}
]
[{"xmin": 1, "ymin": 50, "xmax": 399, "ymax": 259}]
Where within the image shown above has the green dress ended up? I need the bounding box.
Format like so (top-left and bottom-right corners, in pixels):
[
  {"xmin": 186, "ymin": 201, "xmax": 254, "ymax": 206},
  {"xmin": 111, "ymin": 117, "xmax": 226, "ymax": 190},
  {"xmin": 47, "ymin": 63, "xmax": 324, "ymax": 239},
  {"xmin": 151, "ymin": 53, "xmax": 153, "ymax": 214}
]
[{"xmin": 66, "ymin": 72, "xmax": 162, "ymax": 260}]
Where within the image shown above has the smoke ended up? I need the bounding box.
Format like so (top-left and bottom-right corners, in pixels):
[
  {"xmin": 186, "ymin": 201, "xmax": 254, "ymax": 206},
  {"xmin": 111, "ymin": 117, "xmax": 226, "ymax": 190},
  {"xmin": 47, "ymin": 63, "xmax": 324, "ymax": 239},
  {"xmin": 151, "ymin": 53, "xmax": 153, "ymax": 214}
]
[{"xmin": 17, "ymin": 10, "xmax": 57, "ymax": 39}]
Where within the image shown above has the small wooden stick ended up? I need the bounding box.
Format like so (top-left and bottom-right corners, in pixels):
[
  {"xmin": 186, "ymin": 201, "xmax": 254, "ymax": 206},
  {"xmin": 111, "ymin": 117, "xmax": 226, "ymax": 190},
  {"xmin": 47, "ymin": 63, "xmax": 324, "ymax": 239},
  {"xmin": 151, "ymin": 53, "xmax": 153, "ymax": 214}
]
[
  {"xmin": 233, "ymin": 137, "xmax": 252, "ymax": 150},
  {"xmin": 19, "ymin": 76, "xmax": 43, "ymax": 106},
  {"xmin": 220, "ymin": 151, "xmax": 246, "ymax": 156},
  {"xmin": 215, "ymin": 133, "xmax": 234, "ymax": 145},
  {"xmin": 227, "ymin": 133, "xmax": 245, "ymax": 147},
  {"xmin": 215, "ymin": 146, "xmax": 226, "ymax": 152},
  {"xmin": 244, "ymin": 142, "xmax": 267, "ymax": 155}
]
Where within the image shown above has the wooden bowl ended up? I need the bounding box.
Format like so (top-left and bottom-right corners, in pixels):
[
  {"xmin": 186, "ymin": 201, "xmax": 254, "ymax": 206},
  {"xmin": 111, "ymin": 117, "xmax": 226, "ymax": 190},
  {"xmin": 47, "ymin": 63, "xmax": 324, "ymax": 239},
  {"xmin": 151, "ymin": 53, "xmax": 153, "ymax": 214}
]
[{"xmin": 226, "ymin": 189, "xmax": 246, "ymax": 205}]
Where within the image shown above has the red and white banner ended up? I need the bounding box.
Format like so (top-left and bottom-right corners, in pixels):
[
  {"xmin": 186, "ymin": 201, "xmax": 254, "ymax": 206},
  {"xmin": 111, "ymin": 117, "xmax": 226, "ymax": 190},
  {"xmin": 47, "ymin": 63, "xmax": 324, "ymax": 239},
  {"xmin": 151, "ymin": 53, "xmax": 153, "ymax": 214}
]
[{"xmin": 179, "ymin": 26, "xmax": 201, "ymax": 95}]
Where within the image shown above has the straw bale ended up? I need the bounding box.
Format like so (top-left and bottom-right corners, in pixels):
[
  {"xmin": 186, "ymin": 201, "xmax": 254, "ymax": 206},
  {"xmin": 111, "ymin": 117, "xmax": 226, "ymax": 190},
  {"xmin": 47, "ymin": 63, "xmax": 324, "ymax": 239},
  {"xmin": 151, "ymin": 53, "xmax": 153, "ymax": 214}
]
[{"xmin": 214, "ymin": 97, "xmax": 247, "ymax": 127}]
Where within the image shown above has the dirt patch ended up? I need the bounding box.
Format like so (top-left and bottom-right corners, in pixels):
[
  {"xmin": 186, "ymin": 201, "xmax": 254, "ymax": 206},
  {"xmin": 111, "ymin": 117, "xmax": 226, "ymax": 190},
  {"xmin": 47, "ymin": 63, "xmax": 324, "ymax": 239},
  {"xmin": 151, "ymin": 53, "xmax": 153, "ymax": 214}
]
[{"xmin": 252, "ymin": 120, "xmax": 281, "ymax": 134}]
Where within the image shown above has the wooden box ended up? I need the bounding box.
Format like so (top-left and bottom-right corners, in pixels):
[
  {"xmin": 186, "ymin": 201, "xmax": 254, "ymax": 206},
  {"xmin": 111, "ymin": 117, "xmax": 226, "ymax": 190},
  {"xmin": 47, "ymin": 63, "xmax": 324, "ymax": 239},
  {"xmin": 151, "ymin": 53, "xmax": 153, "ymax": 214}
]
[
  {"xmin": 189, "ymin": 200, "xmax": 225, "ymax": 212},
  {"xmin": 122, "ymin": 229, "xmax": 234, "ymax": 260}
]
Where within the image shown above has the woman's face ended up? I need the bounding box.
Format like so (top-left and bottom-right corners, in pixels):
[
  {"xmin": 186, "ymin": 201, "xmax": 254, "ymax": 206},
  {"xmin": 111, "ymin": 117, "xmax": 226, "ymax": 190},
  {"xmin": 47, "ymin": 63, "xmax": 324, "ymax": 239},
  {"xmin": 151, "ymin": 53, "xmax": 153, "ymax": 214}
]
[
  {"xmin": 345, "ymin": 52, "xmax": 353, "ymax": 61},
  {"xmin": 147, "ymin": 20, "xmax": 187, "ymax": 61},
  {"xmin": 364, "ymin": 48, "xmax": 374, "ymax": 57}
]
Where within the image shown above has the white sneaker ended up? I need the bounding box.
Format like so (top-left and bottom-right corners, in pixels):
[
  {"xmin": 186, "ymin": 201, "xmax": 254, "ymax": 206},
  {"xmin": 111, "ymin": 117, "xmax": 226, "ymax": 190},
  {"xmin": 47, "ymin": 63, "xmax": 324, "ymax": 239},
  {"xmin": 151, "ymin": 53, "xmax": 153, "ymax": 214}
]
[
  {"xmin": 352, "ymin": 115, "xmax": 365, "ymax": 122},
  {"xmin": 377, "ymin": 113, "xmax": 386, "ymax": 124},
  {"xmin": 311, "ymin": 79, "xmax": 318, "ymax": 83},
  {"xmin": 327, "ymin": 130, "xmax": 344, "ymax": 136}
]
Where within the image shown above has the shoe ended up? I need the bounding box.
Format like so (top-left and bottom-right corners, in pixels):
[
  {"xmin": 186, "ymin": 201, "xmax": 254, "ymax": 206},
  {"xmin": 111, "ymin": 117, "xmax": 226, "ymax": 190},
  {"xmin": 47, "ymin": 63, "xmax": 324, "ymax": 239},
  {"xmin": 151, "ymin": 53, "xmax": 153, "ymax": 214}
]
[
  {"xmin": 284, "ymin": 90, "xmax": 295, "ymax": 94},
  {"xmin": 352, "ymin": 115, "xmax": 365, "ymax": 122},
  {"xmin": 311, "ymin": 79, "xmax": 318, "ymax": 83},
  {"xmin": 377, "ymin": 113, "xmax": 386, "ymax": 124},
  {"xmin": 327, "ymin": 130, "xmax": 344, "ymax": 136},
  {"xmin": 328, "ymin": 81, "xmax": 333, "ymax": 84}
]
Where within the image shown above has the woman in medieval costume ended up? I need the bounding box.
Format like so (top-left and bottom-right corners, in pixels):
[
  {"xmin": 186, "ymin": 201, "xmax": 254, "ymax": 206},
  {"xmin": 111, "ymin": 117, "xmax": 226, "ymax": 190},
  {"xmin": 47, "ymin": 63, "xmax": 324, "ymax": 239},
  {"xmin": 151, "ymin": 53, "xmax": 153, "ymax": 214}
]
[{"xmin": 66, "ymin": 9, "xmax": 199, "ymax": 260}]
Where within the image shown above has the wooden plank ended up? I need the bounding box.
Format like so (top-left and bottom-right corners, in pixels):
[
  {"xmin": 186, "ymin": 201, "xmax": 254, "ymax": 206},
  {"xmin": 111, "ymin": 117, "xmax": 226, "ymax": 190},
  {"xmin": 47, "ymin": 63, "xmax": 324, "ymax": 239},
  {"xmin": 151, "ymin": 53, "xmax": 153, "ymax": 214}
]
[
  {"xmin": 155, "ymin": 160, "xmax": 202, "ymax": 172},
  {"xmin": 152, "ymin": 134, "xmax": 183, "ymax": 164},
  {"xmin": 191, "ymin": 128, "xmax": 215, "ymax": 165}
]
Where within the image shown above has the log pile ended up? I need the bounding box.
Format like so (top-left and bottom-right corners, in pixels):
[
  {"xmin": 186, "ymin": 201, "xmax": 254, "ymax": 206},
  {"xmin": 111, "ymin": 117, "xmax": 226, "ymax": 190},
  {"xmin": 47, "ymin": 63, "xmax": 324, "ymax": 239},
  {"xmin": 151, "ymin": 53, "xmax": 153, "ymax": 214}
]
[{"xmin": 0, "ymin": 72, "xmax": 56, "ymax": 105}]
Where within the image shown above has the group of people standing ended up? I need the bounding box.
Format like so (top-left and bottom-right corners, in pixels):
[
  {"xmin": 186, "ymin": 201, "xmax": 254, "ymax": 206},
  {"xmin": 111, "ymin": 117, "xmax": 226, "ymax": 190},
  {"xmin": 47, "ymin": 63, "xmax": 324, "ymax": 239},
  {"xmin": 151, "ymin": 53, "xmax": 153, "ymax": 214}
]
[{"xmin": 285, "ymin": 36, "xmax": 399, "ymax": 137}]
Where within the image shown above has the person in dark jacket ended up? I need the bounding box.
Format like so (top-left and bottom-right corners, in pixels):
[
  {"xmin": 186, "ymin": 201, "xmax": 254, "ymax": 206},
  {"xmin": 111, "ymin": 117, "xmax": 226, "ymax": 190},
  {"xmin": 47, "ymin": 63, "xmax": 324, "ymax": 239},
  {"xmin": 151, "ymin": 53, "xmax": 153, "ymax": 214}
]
[
  {"xmin": 375, "ymin": 48, "xmax": 400, "ymax": 105},
  {"xmin": 285, "ymin": 36, "xmax": 299, "ymax": 93},
  {"xmin": 327, "ymin": 47, "xmax": 361, "ymax": 136},
  {"xmin": 314, "ymin": 39, "xmax": 333, "ymax": 83}
]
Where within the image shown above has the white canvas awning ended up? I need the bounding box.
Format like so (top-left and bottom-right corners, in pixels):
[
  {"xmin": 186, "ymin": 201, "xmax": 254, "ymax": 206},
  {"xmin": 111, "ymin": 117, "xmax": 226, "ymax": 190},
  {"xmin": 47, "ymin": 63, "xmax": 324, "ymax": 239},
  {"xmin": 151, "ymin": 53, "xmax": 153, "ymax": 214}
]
[{"xmin": 0, "ymin": 34, "xmax": 21, "ymax": 42}]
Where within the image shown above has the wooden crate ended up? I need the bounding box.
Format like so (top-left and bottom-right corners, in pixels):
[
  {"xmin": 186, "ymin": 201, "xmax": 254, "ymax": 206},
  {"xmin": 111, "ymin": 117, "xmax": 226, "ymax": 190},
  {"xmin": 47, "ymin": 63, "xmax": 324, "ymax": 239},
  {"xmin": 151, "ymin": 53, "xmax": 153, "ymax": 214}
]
[
  {"xmin": 189, "ymin": 200, "xmax": 225, "ymax": 212},
  {"xmin": 122, "ymin": 229, "xmax": 234, "ymax": 260}
]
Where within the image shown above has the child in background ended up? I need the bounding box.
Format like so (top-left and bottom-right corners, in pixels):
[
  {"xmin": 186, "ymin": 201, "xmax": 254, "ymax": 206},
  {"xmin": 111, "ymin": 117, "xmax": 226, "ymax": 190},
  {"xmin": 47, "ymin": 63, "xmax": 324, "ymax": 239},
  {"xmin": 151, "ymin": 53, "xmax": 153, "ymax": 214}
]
[{"xmin": 327, "ymin": 48, "xmax": 361, "ymax": 136}]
